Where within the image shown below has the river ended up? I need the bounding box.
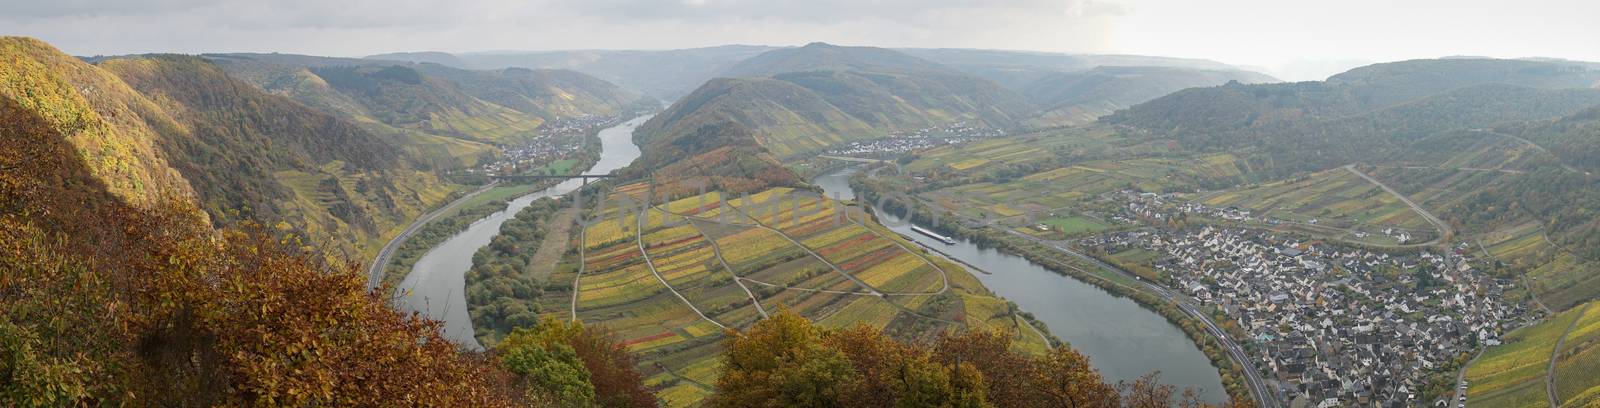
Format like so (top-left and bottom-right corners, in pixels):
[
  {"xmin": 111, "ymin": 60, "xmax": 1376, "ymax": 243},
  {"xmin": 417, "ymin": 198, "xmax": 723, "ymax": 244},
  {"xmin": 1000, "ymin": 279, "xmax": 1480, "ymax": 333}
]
[
  {"xmin": 395, "ymin": 115, "xmax": 650, "ymax": 350},
  {"xmin": 812, "ymin": 166, "xmax": 1227, "ymax": 402}
]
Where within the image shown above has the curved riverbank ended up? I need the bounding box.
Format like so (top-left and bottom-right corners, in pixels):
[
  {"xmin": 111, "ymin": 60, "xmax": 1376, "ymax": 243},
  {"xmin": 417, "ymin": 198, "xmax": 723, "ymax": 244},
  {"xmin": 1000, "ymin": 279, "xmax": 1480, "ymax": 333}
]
[
  {"xmin": 814, "ymin": 166, "xmax": 1232, "ymax": 403},
  {"xmin": 392, "ymin": 115, "xmax": 650, "ymax": 350}
]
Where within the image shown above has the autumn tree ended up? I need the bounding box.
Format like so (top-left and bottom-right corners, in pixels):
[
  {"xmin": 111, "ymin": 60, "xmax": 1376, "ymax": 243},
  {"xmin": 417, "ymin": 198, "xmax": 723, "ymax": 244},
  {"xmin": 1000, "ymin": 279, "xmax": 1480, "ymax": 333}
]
[
  {"xmin": 1035, "ymin": 347, "xmax": 1120, "ymax": 408},
  {"xmin": 498, "ymin": 320, "xmax": 655, "ymax": 408},
  {"xmin": 710, "ymin": 310, "xmax": 859, "ymax": 408},
  {"xmin": 932, "ymin": 331, "xmax": 1037, "ymax": 407},
  {"xmin": 500, "ymin": 333, "xmax": 597, "ymax": 407}
]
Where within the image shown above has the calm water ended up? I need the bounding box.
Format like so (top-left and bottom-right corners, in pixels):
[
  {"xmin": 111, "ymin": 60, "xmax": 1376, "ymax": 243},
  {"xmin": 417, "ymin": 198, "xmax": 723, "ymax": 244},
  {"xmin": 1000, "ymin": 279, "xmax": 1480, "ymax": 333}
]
[
  {"xmin": 814, "ymin": 166, "xmax": 1226, "ymax": 402},
  {"xmin": 396, "ymin": 115, "xmax": 650, "ymax": 350}
]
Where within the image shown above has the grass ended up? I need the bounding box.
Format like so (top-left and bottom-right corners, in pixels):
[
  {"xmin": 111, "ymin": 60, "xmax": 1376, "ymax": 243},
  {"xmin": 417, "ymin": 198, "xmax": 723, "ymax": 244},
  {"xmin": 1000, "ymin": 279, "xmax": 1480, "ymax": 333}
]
[
  {"xmin": 1041, "ymin": 216, "xmax": 1112, "ymax": 236},
  {"xmin": 1200, "ymin": 168, "xmax": 1432, "ymax": 233},
  {"xmin": 909, "ymin": 152, "xmax": 1243, "ymax": 225}
]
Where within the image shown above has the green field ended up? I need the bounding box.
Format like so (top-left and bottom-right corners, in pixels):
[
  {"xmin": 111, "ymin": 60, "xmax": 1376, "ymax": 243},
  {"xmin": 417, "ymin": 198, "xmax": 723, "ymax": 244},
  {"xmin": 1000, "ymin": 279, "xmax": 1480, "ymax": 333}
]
[
  {"xmin": 537, "ymin": 158, "xmax": 579, "ymax": 175},
  {"xmin": 1199, "ymin": 168, "xmax": 1433, "ymax": 235},
  {"xmin": 1041, "ymin": 215, "xmax": 1112, "ymax": 236}
]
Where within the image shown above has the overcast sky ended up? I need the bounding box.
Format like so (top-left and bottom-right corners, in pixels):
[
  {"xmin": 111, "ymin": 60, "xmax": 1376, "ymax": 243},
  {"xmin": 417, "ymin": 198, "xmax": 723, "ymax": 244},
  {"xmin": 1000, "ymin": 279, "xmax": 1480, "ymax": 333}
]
[{"xmin": 4, "ymin": 0, "xmax": 1598, "ymax": 81}]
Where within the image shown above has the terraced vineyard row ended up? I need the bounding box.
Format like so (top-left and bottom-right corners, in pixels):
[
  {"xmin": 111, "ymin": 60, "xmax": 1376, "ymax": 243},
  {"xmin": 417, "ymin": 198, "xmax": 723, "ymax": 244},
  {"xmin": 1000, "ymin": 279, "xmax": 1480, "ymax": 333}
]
[{"xmin": 565, "ymin": 184, "xmax": 1049, "ymax": 407}]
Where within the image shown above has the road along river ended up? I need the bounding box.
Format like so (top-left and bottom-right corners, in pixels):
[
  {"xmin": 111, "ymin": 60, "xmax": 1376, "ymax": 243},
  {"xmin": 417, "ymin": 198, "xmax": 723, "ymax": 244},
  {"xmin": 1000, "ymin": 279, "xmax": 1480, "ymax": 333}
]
[
  {"xmin": 812, "ymin": 166, "xmax": 1228, "ymax": 403},
  {"xmin": 394, "ymin": 115, "xmax": 649, "ymax": 350}
]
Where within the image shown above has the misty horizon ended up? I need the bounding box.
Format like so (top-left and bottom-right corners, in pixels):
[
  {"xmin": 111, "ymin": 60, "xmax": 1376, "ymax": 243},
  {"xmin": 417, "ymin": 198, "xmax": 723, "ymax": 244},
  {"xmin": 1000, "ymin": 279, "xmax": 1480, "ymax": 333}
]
[{"xmin": 7, "ymin": 0, "xmax": 1599, "ymax": 81}]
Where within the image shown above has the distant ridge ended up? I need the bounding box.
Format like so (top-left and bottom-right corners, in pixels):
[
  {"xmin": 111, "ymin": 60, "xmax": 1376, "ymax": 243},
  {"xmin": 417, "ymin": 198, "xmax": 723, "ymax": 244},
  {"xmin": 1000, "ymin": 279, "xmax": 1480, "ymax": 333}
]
[
  {"xmin": 638, "ymin": 43, "xmax": 1036, "ymax": 157},
  {"xmin": 371, "ymin": 45, "xmax": 778, "ymax": 100}
]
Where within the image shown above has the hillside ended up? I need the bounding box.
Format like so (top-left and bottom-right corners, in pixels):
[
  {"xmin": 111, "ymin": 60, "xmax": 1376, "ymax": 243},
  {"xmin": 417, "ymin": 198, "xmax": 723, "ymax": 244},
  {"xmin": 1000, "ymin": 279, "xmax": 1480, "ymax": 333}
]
[
  {"xmin": 1324, "ymin": 58, "xmax": 1600, "ymax": 108},
  {"xmin": 718, "ymin": 42, "xmax": 942, "ymax": 77},
  {"xmin": 898, "ymin": 48, "xmax": 1278, "ymax": 126},
  {"xmin": 410, "ymin": 64, "xmax": 646, "ymax": 121},
  {"xmin": 376, "ymin": 45, "xmax": 1281, "ymax": 129},
  {"xmin": 206, "ymin": 53, "xmax": 642, "ymax": 167},
  {"xmin": 371, "ymin": 45, "xmax": 777, "ymax": 101},
  {"xmin": 637, "ymin": 77, "xmax": 876, "ymax": 158},
  {"xmin": 638, "ymin": 43, "xmax": 1037, "ymax": 158},
  {"xmin": 1105, "ymin": 58, "xmax": 1600, "ymax": 170},
  {"xmin": 899, "ymin": 48, "xmax": 1249, "ymax": 73},
  {"xmin": 1464, "ymin": 300, "xmax": 1600, "ymax": 407},
  {"xmin": 0, "ymin": 38, "xmax": 200, "ymax": 212},
  {"xmin": 1018, "ymin": 66, "xmax": 1278, "ymax": 127},
  {"xmin": 0, "ymin": 36, "xmax": 512, "ymax": 405},
  {"xmin": 93, "ymin": 54, "xmax": 456, "ymax": 259},
  {"xmin": 1097, "ymin": 58, "xmax": 1600, "ymax": 309}
]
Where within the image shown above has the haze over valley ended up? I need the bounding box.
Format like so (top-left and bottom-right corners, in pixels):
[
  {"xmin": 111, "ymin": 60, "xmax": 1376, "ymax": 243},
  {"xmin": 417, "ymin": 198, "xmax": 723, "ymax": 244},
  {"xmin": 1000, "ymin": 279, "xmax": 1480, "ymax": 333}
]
[{"xmin": 5, "ymin": 1, "xmax": 1600, "ymax": 407}]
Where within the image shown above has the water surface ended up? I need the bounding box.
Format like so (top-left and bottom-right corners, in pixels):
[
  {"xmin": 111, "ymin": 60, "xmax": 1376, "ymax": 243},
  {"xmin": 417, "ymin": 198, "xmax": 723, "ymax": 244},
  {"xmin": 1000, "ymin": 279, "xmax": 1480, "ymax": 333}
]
[
  {"xmin": 813, "ymin": 166, "xmax": 1226, "ymax": 402},
  {"xmin": 397, "ymin": 115, "xmax": 650, "ymax": 350}
]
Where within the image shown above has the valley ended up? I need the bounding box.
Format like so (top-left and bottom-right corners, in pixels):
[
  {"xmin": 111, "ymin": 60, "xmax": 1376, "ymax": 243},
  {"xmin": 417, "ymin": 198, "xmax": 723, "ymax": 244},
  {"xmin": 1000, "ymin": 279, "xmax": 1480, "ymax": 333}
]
[
  {"xmin": 355, "ymin": 45, "xmax": 1600, "ymax": 407},
  {"xmin": 394, "ymin": 115, "xmax": 649, "ymax": 349},
  {"xmin": 6, "ymin": 15, "xmax": 1600, "ymax": 407}
]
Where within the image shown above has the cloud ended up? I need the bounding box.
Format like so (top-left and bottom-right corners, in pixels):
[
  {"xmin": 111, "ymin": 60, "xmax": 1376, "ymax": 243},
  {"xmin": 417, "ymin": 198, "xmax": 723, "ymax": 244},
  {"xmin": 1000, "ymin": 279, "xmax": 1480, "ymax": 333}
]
[
  {"xmin": 560, "ymin": 0, "xmax": 1122, "ymax": 23},
  {"xmin": 0, "ymin": 0, "xmax": 214, "ymax": 18},
  {"xmin": 0, "ymin": 0, "xmax": 1126, "ymax": 56},
  {"xmin": 9, "ymin": 0, "xmax": 1593, "ymax": 70}
]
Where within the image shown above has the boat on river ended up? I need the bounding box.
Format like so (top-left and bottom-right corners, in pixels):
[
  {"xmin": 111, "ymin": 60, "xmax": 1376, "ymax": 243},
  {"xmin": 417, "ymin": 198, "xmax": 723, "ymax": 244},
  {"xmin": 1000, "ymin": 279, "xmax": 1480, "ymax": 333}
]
[{"xmin": 911, "ymin": 225, "xmax": 957, "ymax": 244}]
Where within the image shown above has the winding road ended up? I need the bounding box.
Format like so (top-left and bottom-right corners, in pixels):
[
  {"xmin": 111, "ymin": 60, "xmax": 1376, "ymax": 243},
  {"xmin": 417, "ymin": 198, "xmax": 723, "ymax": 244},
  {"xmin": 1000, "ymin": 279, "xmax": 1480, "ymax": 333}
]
[
  {"xmin": 721, "ymin": 200, "xmax": 966, "ymax": 327},
  {"xmin": 635, "ymin": 207, "xmax": 728, "ymax": 329},
  {"xmin": 1345, "ymin": 164, "xmax": 1452, "ymax": 246},
  {"xmin": 1005, "ymin": 230, "xmax": 1282, "ymax": 408},
  {"xmin": 683, "ymin": 215, "xmax": 770, "ymax": 318},
  {"xmin": 1547, "ymin": 303, "xmax": 1591, "ymax": 407},
  {"xmin": 1472, "ymin": 130, "xmax": 1588, "ymax": 176},
  {"xmin": 366, "ymin": 181, "xmax": 498, "ymax": 289}
]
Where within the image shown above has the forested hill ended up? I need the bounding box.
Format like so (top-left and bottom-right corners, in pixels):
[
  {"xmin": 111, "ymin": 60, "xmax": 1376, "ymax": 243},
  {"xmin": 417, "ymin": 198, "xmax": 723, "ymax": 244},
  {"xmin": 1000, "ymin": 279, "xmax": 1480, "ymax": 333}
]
[
  {"xmin": 1323, "ymin": 58, "xmax": 1600, "ymax": 107},
  {"xmin": 1101, "ymin": 57, "xmax": 1600, "ymax": 309},
  {"xmin": 1, "ymin": 37, "xmax": 525, "ymax": 406},
  {"xmin": 409, "ymin": 64, "xmax": 648, "ymax": 121},
  {"xmin": 621, "ymin": 91, "xmax": 802, "ymax": 196},
  {"xmin": 205, "ymin": 53, "xmax": 644, "ymax": 167},
  {"xmin": 91, "ymin": 54, "xmax": 455, "ymax": 258},
  {"xmin": 899, "ymin": 48, "xmax": 1278, "ymax": 127},
  {"xmin": 370, "ymin": 45, "xmax": 778, "ymax": 101},
  {"xmin": 1104, "ymin": 58, "xmax": 1600, "ymax": 173},
  {"xmin": 637, "ymin": 43, "xmax": 1037, "ymax": 158},
  {"xmin": 1016, "ymin": 66, "xmax": 1278, "ymax": 127},
  {"xmin": 717, "ymin": 42, "xmax": 946, "ymax": 77}
]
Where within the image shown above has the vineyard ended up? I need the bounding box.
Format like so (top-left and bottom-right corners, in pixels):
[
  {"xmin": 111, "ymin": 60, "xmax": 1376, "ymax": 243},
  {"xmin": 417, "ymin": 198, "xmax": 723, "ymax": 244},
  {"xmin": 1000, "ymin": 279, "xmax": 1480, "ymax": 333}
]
[
  {"xmin": 565, "ymin": 185, "xmax": 1050, "ymax": 407},
  {"xmin": 1200, "ymin": 168, "xmax": 1431, "ymax": 233}
]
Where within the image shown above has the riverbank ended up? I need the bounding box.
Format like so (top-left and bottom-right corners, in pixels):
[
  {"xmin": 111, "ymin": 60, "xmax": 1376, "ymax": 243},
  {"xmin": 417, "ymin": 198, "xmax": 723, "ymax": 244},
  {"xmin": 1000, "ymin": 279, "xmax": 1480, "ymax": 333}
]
[
  {"xmin": 370, "ymin": 118, "xmax": 617, "ymax": 288},
  {"xmin": 848, "ymin": 168, "xmax": 1256, "ymax": 404},
  {"xmin": 393, "ymin": 114, "xmax": 651, "ymax": 349}
]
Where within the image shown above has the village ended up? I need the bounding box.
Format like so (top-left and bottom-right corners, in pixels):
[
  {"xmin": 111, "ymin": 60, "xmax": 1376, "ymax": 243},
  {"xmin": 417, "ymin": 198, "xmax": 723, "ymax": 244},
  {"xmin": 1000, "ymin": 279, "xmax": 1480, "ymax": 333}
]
[
  {"xmin": 470, "ymin": 114, "xmax": 620, "ymax": 177},
  {"xmin": 822, "ymin": 120, "xmax": 1005, "ymax": 157},
  {"xmin": 1071, "ymin": 191, "xmax": 1534, "ymax": 408}
]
